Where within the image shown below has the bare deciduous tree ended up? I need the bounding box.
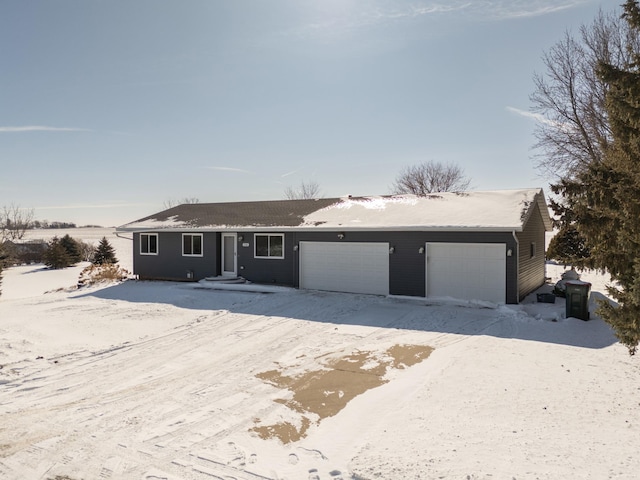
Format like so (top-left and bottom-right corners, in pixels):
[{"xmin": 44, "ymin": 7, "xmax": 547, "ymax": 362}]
[
  {"xmin": 163, "ymin": 197, "xmax": 200, "ymax": 209},
  {"xmin": 1, "ymin": 204, "xmax": 34, "ymax": 242},
  {"xmin": 530, "ymin": 9, "xmax": 640, "ymax": 180},
  {"xmin": 391, "ymin": 161, "xmax": 471, "ymax": 195},
  {"xmin": 284, "ymin": 180, "xmax": 321, "ymax": 200}
]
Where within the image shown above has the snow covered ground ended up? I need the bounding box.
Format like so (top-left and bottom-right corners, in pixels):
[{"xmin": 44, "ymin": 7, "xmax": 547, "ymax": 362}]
[{"xmin": 1, "ymin": 229, "xmax": 639, "ymax": 479}]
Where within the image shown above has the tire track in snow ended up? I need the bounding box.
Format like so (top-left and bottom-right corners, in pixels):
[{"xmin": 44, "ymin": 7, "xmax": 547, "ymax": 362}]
[
  {"xmin": 1, "ymin": 290, "xmax": 459, "ymax": 479},
  {"xmin": 0, "ymin": 295, "xmax": 353, "ymax": 479}
]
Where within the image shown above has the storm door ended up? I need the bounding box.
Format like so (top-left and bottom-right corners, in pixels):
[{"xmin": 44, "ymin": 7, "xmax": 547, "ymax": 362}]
[{"xmin": 221, "ymin": 233, "xmax": 237, "ymax": 276}]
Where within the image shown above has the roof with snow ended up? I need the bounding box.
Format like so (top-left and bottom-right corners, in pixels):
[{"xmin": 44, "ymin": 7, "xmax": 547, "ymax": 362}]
[{"xmin": 117, "ymin": 188, "xmax": 553, "ymax": 233}]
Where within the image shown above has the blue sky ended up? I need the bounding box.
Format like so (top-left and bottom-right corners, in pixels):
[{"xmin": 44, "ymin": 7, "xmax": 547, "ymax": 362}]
[{"xmin": 0, "ymin": 0, "xmax": 613, "ymax": 226}]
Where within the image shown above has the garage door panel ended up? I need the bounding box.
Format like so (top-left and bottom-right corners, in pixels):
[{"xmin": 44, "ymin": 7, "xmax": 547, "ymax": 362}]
[
  {"xmin": 300, "ymin": 242, "xmax": 389, "ymax": 295},
  {"xmin": 426, "ymin": 243, "xmax": 505, "ymax": 303}
]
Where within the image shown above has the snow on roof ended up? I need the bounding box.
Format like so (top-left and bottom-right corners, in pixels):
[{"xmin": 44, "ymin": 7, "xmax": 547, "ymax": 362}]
[
  {"xmin": 125, "ymin": 215, "xmax": 184, "ymax": 229},
  {"xmin": 301, "ymin": 189, "xmax": 547, "ymax": 231},
  {"xmin": 117, "ymin": 188, "xmax": 551, "ymax": 232}
]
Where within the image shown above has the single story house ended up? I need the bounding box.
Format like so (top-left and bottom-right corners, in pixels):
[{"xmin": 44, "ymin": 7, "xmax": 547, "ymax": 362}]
[{"xmin": 116, "ymin": 188, "xmax": 553, "ymax": 304}]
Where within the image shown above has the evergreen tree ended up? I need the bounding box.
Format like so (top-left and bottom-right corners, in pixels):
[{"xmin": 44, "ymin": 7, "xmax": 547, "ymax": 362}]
[
  {"xmin": 556, "ymin": 0, "xmax": 640, "ymax": 354},
  {"xmin": 59, "ymin": 234, "xmax": 81, "ymax": 264},
  {"xmin": 93, "ymin": 237, "xmax": 118, "ymax": 265},
  {"xmin": 546, "ymin": 225, "xmax": 591, "ymax": 267},
  {"xmin": 43, "ymin": 236, "xmax": 74, "ymax": 269},
  {"xmin": 546, "ymin": 195, "xmax": 593, "ymax": 268},
  {"xmin": 594, "ymin": 1, "xmax": 640, "ymax": 355}
]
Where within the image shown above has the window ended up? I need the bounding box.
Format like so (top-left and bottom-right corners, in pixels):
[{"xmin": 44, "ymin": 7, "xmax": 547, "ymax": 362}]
[
  {"xmin": 140, "ymin": 233, "xmax": 158, "ymax": 255},
  {"xmin": 254, "ymin": 234, "xmax": 284, "ymax": 259},
  {"xmin": 183, "ymin": 234, "xmax": 203, "ymax": 256},
  {"xmin": 530, "ymin": 242, "xmax": 536, "ymax": 258}
]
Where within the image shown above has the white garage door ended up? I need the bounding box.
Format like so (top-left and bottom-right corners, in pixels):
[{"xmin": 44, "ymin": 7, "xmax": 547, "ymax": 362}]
[
  {"xmin": 426, "ymin": 243, "xmax": 506, "ymax": 303},
  {"xmin": 300, "ymin": 242, "xmax": 389, "ymax": 295}
]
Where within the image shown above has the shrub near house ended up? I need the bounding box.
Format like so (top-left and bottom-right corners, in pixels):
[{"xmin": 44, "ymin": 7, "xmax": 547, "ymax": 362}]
[
  {"xmin": 77, "ymin": 237, "xmax": 128, "ymax": 287},
  {"xmin": 78, "ymin": 263, "xmax": 130, "ymax": 287}
]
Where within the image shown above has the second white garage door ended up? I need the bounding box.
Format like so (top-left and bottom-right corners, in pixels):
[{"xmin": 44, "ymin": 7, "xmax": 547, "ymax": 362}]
[
  {"xmin": 426, "ymin": 243, "xmax": 506, "ymax": 303},
  {"xmin": 299, "ymin": 242, "xmax": 389, "ymax": 295}
]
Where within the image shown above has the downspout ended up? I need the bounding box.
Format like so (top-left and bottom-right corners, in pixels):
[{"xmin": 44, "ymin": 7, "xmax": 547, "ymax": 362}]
[
  {"xmin": 116, "ymin": 230, "xmax": 136, "ymax": 279},
  {"xmin": 293, "ymin": 232, "xmax": 298, "ymax": 289},
  {"xmin": 512, "ymin": 230, "xmax": 519, "ymax": 304}
]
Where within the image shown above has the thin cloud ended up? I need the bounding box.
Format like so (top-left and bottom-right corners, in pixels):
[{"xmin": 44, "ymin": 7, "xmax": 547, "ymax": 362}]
[
  {"xmin": 281, "ymin": 167, "xmax": 303, "ymax": 178},
  {"xmin": 506, "ymin": 106, "xmax": 557, "ymax": 127},
  {"xmin": 289, "ymin": 3, "xmax": 471, "ymax": 39},
  {"xmin": 393, "ymin": 3, "xmax": 473, "ymax": 19},
  {"xmin": 507, "ymin": 105, "xmax": 578, "ymax": 135},
  {"xmin": 206, "ymin": 166, "xmax": 254, "ymax": 174},
  {"xmin": 0, "ymin": 125, "xmax": 90, "ymax": 133},
  {"xmin": 288, "ymin": 0, "xmax": 588, "ymax": 39},
  {"xmin": 489, "ymin": 1, "xmax": 586, "ymax": 20}
]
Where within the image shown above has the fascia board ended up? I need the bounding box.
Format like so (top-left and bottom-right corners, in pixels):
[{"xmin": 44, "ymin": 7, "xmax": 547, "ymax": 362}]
[{"xmin": 116, "ymin": 225, "xmax": 524, "ymax": 233}]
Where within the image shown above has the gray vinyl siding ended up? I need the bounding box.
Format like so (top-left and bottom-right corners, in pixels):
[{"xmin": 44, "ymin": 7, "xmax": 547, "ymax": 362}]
[
  {"xmin": 286, "ymin": 231, "xmax": 518, "ymax": 303},
  {"xmin": 236, "ymin": 233, "xmax": 296, "ymax": 285},
  {"xmin": 133, "ymin": 232, "xmax": 218, "ymax": 281},
  {"xmin": 133, "ymin": 230, "xmax": 520, "ymax": 303},
  {"xmin": 515, "ymin": 203, "xmax": 547, "ymax": 300}
]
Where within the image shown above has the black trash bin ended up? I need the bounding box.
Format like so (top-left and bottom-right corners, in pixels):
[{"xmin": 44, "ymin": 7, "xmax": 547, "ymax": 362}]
[{"xmin": 565, "ymin": 280, "xmax": 591, "ymax": 320}]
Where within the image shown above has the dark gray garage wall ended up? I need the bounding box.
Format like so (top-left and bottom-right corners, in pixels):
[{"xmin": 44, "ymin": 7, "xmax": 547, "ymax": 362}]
[
  {"xmin": 382, "ymin": 232, "xmax": 518, "ymax": 303},
  {"xmin": 288, "ymin": 231, "xmax": 518, "ymax": 302},
  {"xmin": 289, "ymin": 231, "xmax": 428, "ymax": 297},
  {"xmin": 133, "ymin": 232, "xmax": 219, "ymax": 281}
]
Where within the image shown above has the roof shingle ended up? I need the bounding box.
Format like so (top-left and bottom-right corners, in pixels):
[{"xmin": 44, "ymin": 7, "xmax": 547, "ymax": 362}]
[{"xmin": 117, "ymin": 189, "xmax": 552, "ymax": 232}]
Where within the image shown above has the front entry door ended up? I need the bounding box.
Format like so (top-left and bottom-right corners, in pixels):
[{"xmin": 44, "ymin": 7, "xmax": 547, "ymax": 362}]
[{"xmin": 221, "ymin": 233, "xmax": 237, "ymax": 277}]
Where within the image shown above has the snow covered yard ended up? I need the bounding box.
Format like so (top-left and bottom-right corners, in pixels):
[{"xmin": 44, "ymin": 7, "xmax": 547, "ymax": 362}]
[{"xmin": 1, "ymin": 246, "xmax": 639, "ymax": 479}]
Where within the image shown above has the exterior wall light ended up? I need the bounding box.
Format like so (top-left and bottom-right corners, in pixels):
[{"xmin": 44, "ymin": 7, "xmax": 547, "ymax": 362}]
[
  {"xmin": 507, "ymin": 248, "xmax": 513, "ymax": 257},
  {"xmin": 389, "ymin": 246, "xmax": 395, "ymax": 254},
  {"xmin": 418, "ymin": 247, "xmax": 425, "ymax": 254},
  {"xmin": 337, "ymin": 233, "xmax": 345, "ymax": 239},
  {"xmin": 293, "ymin": 245, "xmax": 299, "ymax": 252},
  {"xmin": 238, "ymin": 235, "xmax": 244, "ymax": 242}
]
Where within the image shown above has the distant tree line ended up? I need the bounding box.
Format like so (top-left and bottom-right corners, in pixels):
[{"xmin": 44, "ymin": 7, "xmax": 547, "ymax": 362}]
[
  {"xmin": 31, "ymin": 220, "xmax": 78, "ymax": 229},
  {"xmin": 1, "ymin": 203, "xmax": 88, "ymax": 242}
]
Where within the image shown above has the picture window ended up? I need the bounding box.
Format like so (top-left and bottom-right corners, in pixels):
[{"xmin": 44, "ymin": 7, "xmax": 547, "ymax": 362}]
[{"xmin": 254, "ymin": 234, "xmax": 284, "ymax": 259}]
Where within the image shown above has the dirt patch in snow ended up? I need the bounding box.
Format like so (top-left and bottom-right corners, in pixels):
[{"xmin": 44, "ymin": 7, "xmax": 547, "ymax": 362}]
[{"xmin": 252, "ymin": 344, "xmax": 433, "ymax": 443}]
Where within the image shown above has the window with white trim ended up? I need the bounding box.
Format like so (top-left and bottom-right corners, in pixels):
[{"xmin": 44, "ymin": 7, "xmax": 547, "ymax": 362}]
[
  {"xmin": 183, "ymin": 233, "xmax": 203, "ymax": 256},
  {"xmin": 254, "ymin": 234, "xmax": 284, "ymax": 259},
  {"xmin": 140, "ymin": 233, "xmax": 158, "ymax": 255}
]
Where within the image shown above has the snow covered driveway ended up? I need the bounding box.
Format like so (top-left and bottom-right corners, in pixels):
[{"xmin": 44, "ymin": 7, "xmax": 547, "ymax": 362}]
[{"xmin": 1, "ymin": 267, "xmax": 639, "ymax": 479}]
